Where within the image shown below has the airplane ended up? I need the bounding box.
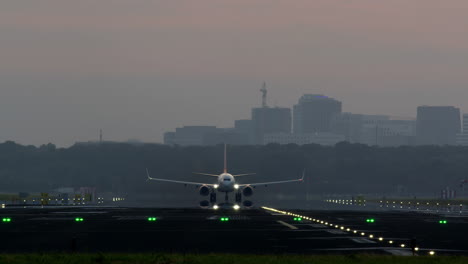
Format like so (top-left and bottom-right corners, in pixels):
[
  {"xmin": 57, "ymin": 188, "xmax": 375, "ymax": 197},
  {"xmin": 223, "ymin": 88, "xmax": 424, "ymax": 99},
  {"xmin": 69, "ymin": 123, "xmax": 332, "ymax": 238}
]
[{"xmin": 146, "ymin": 144, "xmax": 305, "ymax": 209}]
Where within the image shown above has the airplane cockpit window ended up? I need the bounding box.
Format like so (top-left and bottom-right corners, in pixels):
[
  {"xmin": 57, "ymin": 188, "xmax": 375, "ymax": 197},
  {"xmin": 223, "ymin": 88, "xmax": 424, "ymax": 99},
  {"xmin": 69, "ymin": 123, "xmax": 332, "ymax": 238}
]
[{"xmin": 223, "ymin": 178, "xmax": 231, "ymax": 181}]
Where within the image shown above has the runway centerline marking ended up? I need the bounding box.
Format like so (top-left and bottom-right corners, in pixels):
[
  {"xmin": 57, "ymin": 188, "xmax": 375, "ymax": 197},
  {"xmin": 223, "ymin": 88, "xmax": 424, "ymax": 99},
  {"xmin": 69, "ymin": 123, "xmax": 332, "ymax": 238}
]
[
  {"xmin": 277, "ymin": 220, "xmax": 298, "ymax": 230},
  {"xmin": 351, "ymin": 238, "xmax": 376, "ymax": 244}
]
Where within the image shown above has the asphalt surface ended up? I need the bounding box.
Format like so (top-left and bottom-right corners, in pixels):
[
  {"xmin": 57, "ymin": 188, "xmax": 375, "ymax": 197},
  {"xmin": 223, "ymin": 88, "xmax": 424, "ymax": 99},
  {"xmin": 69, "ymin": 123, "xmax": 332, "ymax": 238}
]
[{"xmin": 0, "ymin": 206, "xmax": 466, "ymax": 255}]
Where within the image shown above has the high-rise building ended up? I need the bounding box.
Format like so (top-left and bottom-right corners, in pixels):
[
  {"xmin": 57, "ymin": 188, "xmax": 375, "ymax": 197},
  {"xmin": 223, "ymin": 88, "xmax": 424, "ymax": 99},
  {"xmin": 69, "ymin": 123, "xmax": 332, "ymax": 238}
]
[
  {"xmin": 234, "ymin": 119, "xmax": 254, "ymax": 144},
  {"xmin": 293, "ymin": 94, "xmax": 342, "ymax": 134},
  {"xmin": 251, "ymin": 107, "xmax": 291, "ymax": 144},
  {"xmin": 416, "ymin": 106, "xmax": 460, "ymax": 145},
  {"xmin": 456, "ymin": 114, "xmax": 468, "ymax": 146}
]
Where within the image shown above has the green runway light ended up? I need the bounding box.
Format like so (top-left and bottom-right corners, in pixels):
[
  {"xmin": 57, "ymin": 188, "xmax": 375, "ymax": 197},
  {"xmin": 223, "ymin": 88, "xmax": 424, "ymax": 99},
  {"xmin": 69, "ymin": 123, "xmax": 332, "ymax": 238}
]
[
  {"xmin": 147, "ymin": 217, "xmax": 157, "ymax": 221},
  {"xmin": 2, "ymin": 218, "xmax": 11, "ymax": 222},
  {"xmin": 366, "ymin": 218, "xmax": 375, "ymax": 223},
  {"xmin": 74, "ymin": 217, "xmax": 84, "ymax": 222},
  {"xmin": 220, "ymin": 217, "xmax": 230, "ymax": 222},
  {"xmin": 293, "ymin": 217, "xmax": 302, "ymax": 221},
  {"xmin": 439, "ymin": 220, "xmax": 447, "ymax": 224}
]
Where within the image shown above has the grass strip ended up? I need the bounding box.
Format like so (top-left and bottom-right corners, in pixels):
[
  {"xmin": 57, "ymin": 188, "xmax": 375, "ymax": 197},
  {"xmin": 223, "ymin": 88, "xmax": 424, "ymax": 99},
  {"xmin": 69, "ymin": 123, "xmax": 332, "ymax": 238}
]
[{"xmin": 0, "ymin": 254, "xmax": 466, "ymax": 264}]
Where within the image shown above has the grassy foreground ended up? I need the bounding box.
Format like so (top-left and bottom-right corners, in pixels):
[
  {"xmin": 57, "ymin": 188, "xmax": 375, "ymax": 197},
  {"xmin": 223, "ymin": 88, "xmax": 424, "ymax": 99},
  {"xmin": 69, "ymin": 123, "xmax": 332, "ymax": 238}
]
[{"xmin": 0, "ymin": 254, "xmax": 466, "ymax": 264}]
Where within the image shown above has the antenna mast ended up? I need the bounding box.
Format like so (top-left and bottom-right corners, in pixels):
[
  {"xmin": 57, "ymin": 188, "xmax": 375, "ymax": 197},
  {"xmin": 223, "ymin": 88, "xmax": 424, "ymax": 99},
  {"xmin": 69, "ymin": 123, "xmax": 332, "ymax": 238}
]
[{"xmin": 260, "ymin": 82, "xmax": 268, "ymax": 108}]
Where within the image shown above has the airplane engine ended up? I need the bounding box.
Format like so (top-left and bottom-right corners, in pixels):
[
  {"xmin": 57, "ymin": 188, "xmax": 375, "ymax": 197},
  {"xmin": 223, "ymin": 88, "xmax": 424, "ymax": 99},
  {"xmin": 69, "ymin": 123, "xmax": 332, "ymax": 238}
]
[
  {"xmin": 199, "ymin": 200, "xmax": 210, "ymax": 208},
  {"xmin": 199, "ymin": 185, "xmax": 211, "ymax": 196},
  {"xmin": 243, "ymin": 200, "xmax": 253, "ymax": 208},
  {"xmin": 242, "ymin": 185, "xmax": 253, "ymax": 197}
]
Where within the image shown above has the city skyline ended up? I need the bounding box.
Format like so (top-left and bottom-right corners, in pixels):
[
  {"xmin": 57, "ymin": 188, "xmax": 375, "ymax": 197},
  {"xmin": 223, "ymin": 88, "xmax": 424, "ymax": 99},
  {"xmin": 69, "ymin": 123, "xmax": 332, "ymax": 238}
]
[{"xmin": 1, "ymin": 1, "xmax": 468, "ymax": 146}]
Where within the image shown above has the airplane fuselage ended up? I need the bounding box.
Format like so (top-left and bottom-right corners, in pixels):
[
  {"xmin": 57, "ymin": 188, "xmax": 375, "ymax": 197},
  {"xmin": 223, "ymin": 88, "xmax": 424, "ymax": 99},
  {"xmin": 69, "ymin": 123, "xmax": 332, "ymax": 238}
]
[{"xmin": 216, "ymin": 173, "xmax": 237, "ymax": 193}]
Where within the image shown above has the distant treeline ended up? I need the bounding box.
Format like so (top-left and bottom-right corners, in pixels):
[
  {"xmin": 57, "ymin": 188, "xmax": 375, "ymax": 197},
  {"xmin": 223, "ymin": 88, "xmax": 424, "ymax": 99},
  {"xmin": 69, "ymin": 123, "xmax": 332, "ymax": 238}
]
[{"xmin": 0, "ymin": 141, "xmax": 467, "ymax": 194}]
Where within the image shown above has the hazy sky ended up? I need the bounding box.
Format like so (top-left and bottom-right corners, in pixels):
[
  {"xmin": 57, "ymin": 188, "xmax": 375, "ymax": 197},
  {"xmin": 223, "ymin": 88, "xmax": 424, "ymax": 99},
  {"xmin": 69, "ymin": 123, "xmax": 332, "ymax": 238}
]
[{"xmin": 1, "ymin": 0, "xmax": 468, "ymax": 146}]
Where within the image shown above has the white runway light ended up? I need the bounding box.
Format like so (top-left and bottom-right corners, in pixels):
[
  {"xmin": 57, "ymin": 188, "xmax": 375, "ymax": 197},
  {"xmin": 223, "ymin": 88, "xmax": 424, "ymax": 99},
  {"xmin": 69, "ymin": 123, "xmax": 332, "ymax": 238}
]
[
  {"xmin": 233, "ymin": 204, "xmax": 240, "ymax": 210},
  {"xmin": 213, "ymin": 205, "xmax": 219, "ymax": 210}
]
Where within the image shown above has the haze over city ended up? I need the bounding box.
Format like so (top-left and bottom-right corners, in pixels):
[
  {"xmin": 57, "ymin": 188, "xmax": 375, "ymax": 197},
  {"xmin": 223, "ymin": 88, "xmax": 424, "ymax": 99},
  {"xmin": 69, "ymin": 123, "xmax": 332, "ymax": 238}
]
[{"xmin": 1, "ymin": 0, "xmax": 468, "ymax": 147}]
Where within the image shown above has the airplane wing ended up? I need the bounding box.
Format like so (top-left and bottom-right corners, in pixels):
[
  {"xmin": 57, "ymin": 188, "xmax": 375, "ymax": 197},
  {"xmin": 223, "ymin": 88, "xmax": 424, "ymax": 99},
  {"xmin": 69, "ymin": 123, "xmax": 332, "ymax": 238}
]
[
  {"xmin": 232, "ymin": 173, "xmax": 256, "ymax": 177},
  {"xmin": 193, "ymin": 172, "xmax": 219, "ymax": 177},
  {"xmin": 239, "ymin": 170, "xmax": 305, "ymax": 187},
  {"xmin": 147, "ymin": 169, "xmax": 212, "ymax": 186}
]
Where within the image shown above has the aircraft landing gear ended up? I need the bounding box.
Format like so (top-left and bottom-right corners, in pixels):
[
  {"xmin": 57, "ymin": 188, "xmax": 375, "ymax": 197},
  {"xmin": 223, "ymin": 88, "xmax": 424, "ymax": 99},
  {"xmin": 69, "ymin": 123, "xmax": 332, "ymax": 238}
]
[
  {"xmin": 235, "ymin": 192, "xmax": 242, "ymax": 203},
  {"xmin": 225, "ymin": 192, "xmax": 229, "ymax": 202},
  {"xmin": 210, "ymin": 192, "xmax": 217, "ymax": 204}
]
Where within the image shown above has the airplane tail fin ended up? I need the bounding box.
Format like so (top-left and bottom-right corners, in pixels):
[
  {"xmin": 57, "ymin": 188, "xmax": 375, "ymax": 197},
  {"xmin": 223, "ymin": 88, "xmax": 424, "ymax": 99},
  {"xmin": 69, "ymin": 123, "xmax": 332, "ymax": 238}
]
[
  {"xmin": 146, "ymin": 168, "xmax": 152, "ymax": 181},
  {"xmin": 223, "ymin": 143, "xmax": 227, "ymax": 173}
]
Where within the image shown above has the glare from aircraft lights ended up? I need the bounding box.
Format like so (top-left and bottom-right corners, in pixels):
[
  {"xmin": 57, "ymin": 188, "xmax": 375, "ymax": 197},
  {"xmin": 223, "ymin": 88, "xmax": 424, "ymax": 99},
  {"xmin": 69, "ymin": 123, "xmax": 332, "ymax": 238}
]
[
  {"xmin": 213, "ymin": 205, "xmax": 219, "ymax": 210},
  {"xmin": 233, "ymin": 204, "xmax": 240, "ymax": 210},
  {"xmin": 2, "ymin": 218, "xmax": 11, "ymax": 222},
  {"xmin": 214, "ymin": 184, "xmax": 219, "ymax": 189},
  {"xmin": 75, "ymin": 218, "xmax": 84, "ymax": 222},
  {"xmin": 429, "ymin": 251, "xmax": 435, "ymax": 256},
  {"xmin": 147, "ymin": 217, "xmax": 157, "ymax": 222},
  {"xmin": 414, "ymin": 247, "xmax": 419, "ymax": 252},
  {"xmin": 400, "ymin": 244, "xmax": 405, "ymax": 248},
  {"xmin": 234, "ymin": 184, "xmax": 239, "ymax": 189}
]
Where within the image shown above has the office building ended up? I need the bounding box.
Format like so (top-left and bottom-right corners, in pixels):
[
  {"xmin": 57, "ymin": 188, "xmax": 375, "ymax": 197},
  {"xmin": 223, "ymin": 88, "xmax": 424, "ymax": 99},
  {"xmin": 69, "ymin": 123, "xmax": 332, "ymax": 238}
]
[
  {"xmin": 264, "ymin": 132, "xmax": 345, "ymax": 146},
  {"xmin": 293, "ymin": 94, "xmax": 342, "ymax": 134},
  {"xmin": 252, "ymin": 107, "xmax": 291, "ymax": 144},
  {"xmin": 456, "ymin": 114, "xmax": 468, "ymax": 146},
  {"xmin": 416, "ymin": 106, "xmax": 460, "ymax": 145}
]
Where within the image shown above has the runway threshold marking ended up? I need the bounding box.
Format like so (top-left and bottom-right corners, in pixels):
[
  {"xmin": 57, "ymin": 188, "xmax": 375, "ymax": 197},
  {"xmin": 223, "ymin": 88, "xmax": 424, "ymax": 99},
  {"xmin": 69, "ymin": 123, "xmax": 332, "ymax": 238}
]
[{"xmin": 277, "ymin": 220, "xmax": 298, "ymax": 230}]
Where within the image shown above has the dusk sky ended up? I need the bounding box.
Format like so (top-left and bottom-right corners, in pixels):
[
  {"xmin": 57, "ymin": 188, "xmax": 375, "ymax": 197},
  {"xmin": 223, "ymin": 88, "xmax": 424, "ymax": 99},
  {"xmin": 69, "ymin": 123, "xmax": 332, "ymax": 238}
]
[{"xmin": 1, "ymin": 0, "xmax": 468, "ymax": 147}]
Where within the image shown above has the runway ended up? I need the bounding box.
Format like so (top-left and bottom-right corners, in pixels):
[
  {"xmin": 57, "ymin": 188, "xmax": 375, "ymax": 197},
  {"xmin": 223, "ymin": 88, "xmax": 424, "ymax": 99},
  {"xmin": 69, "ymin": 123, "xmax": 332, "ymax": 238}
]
[{"xmin": 0, "ymin": 206, "xmax": 466, "ymax": 255}]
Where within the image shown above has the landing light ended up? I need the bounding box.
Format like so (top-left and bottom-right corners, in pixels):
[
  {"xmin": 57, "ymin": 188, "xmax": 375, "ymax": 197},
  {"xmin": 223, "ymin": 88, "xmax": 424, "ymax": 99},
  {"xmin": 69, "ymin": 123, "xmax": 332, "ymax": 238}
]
[
  {"xmin": 234, "ymin": 184, "xmax": 239, "ymax": 189},
  {"xmin": 214, "ymin": 184, "xmax": 219, "ymax": 189}
]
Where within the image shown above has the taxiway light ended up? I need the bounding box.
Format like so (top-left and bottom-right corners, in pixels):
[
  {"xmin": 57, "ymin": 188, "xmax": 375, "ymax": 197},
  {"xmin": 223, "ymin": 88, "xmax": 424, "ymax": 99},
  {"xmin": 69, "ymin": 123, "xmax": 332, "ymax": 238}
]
[
  {"xmin": 147, "ymin": 217, "xmax": 157, "ymax": 222},
  {"xmin": 438, "ymin": 220, "xmax": 448, "ymax": 224},
  {"xmin": 366, "ymin": 218, "xmax": 375, "ymax": 223},
  {"xmin": 220, "ymin": 217, "xmax": 230, "ymax": 222},
  {"xmin": 75, "ymin": 218, "xmax": 84, "ymax": 222},
  {"xmin": 2, "ymin": 218, "xmax": 11, "ymax": 222},
  {"xmin": 429, "ymin": 251, "xmax": 435, "ymax": 256}
]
